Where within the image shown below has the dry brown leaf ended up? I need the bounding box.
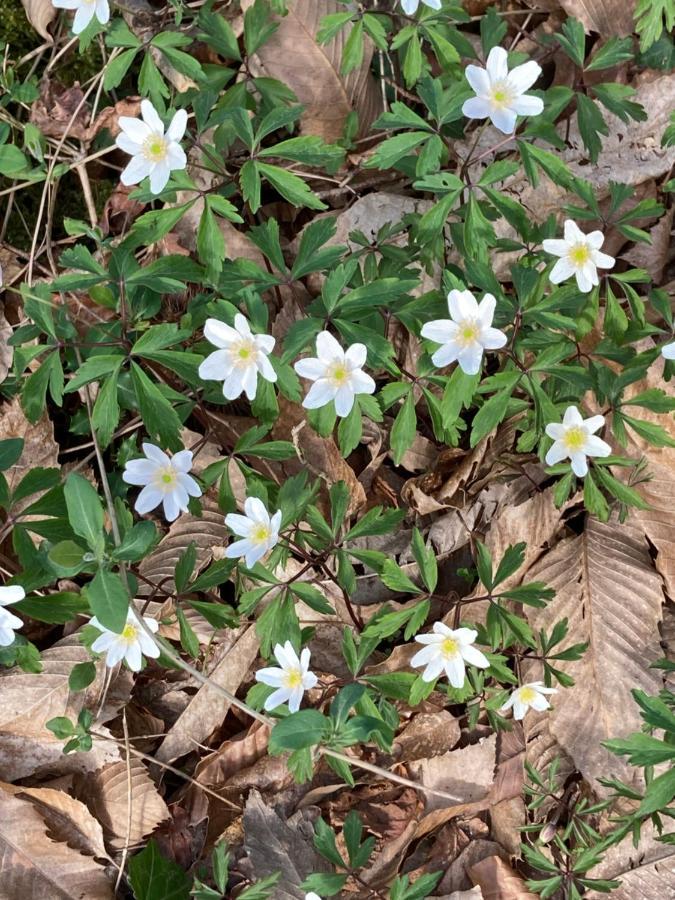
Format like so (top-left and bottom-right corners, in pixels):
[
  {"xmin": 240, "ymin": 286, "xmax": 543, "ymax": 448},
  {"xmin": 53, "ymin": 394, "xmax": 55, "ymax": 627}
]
[
  {"xmin": 240, "ymin": 0, "xmax": 382, "ymax": 142},
  {"xmin": 0, "ymin": 634, "xmax": 126, "ymax": 781},
  {"xmin": 392, "ymin": 710, "xmax": 461, "ymax": 762},
  {"xmin": 0, "ymin": 792, "xmax": 113, "ymax": 899},
  {"xmin": 0, "ymin": 784, "xmax": 109, "ymax": 861},
  {"xmin": 587, "ymin": 849, "xmax": 675, "ymax": 899},
  {"xmin": 469, "ymin": 855, "xmax": 538, "ymax": 900},
  {"xmin": 623, "ymin": 205, "xmax": 675, "ymax": 284},
  {"xmin": 155, "ymin": 625, "xmax": 260, "ymax": 763},
  {"xmin": 1, "ymin": 395, "xmax": 59, "ymax": 517},
  {"xmin": 0, "ymin": 309, "xmax": 12, "ymax": 384},
  {"xmin": 75, "ymin": 758, "xmax": 169, "ymax": 849},
  {"xmin": 558, "ymin": 0, "xmax": 635, "ymax": 36},
  {"xmin": 195, "ymin": 722, "xmax": 271, "ymax": 788},
  {"xmin": 409, "ymin": 735, "xmax": 497, "ymax": 812},
  {"xmin": 30, "ymin": 80, "xmax": 90, "ymax": 141},
  {"xmin": 137, "ymin": 497, "xmax": 229, "ymax": 595},
  {"xmin": 525, "ymin": 516, "xmax": 664, "ymax": 792},
  {"xmin": 20, "ymin": 0, "xmax": 56, "ymax": 41}
]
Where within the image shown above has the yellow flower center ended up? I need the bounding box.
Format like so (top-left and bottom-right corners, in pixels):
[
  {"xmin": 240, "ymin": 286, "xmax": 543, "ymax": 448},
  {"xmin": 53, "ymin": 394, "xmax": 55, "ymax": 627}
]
[
  {"xmin": 143, "ymin": 135, "xmax": 168, "ymax": 162},
  {"xmin": 251, "ymin": 524, "xmax": 271, "ymax": 544},
  {"xmin": 330, "ymin": 364, "xmax": 349, "ymax": 385},
  {"xmin": 570, "ymin": 243, "xmax": 591, "ymax": 267},
  {"xmin": 458, "ymin": 321, "xmax": 480, "ymax": 346},
  {"xmin": 155, "ymin": 466, "xmax": 177, "ymax": 490},
  {"xmin": 232, "ymin": 339, "xmax": 257, "ymax": 367},
  {"xmin": 490, "ymin": 82, "xmax": 514, "ymax": 108},
  {"xmin": 284, "ymin": 668, "xmax": 303, "ymax": 689},
  {"xmin": 563, "ymin": 426, "xmax": 586, "ymax": 452},
  {"xmin": 518, "ymin": 686, "xmax": 537, "ymax": 703},
  {"xmin": 441, "ymin": 637, "xmax": 459, "ymax": 657},
  {"xmin": 239, "ymin": 347, "xmax": 251, "ymax": 359},
  {"xmin": 121, "ymin": 623, "xmax": 138, "ymax": 642}
]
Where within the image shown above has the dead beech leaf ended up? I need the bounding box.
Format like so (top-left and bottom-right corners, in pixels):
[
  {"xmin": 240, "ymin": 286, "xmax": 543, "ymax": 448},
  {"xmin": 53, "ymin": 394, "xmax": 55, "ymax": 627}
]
[
  {"xmin": 195, "ymin": 722, "xmax": 271, "ymax": 788},
  {"xmin": 1, "ymin": 395, "xmax": 59, "ymax": 514},
  {"xmin": 75, "ymin": 758, "xmax": 169, "ymax": 849},
  {"xmin": 0, "ymin": 792, "xmax": 113, "ymax": 899},
  {"xmin": 469, "ymin": 855, "xmax": 537, "ymax": 900},
  {"xmin": 392, "ymin": 710, "xmax": 461, "ymax": 762},
  {"xmin": 586, "ymin": 851, "xmax": 675, "ymax": 899},
  {"xmin": 155, "ymin": 625, "xmax": 260, "ymax": 763},
  {"xmin": 21, "ymin": 0, "xmax": 56, "ymax": 41},
  {"xmin": 1, "ymin": 785, "xmax": 109, "ymax": 861},
  {"xmin": 525, "ymin": 517, "xmax": 664, "ymax": 792},
  {"xmin": 239, "ymin": 0, "xmax": 382, "ymax": 142},
  {"xmin": 409, "ymin": 735, "xmax": 497, "ymax": 812},
  {"xmin": 558, "ymin": 0, "xmax": 635, "ymax": 36},
  {"xmin": 30, "ymin": 81, "xmax": 90, "ymax": 141},
  {"xmin": 624, "ymin": 205, "xmax": 675, "ymax": 283}
]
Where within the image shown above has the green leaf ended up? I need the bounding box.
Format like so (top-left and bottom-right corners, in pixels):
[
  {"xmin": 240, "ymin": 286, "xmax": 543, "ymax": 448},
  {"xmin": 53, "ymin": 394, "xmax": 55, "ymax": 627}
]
[
  {"xmin": 103, "ymin": 47, "xmax": 139, "ymax": 90},
  {"xmin": 128, "ymin": 839, "xmax": 191, "ymax": 900},
  {"xmin": 575, "ymin": 93, "xmax": 608, "ymax": 163},
  {"xmin": 341, "ymin": 18, "xmax": 364, "ymax": 75},
  {"xmin": 64, "ymin": 473, "xmax": 105, "ymax": 557},
  {"xmin": 197, "ymin": 202, "xmax": 226, "ymax": 282},
  {"xmin": 0, "ymin": 438, "xmax": 24, "ymax": 471},
  {"xmin": 390, "ymin": 391, "xmax": 416, "ymax": 466},
  {"xmin": 555, "ymin": 17, "xmax": 586, "ymax": 67},
  {"xmin": 586, "ymin": 36, "xmax": 634, "ymax": 71},
  {"xmin": 64, "ymin": 355, "xmax": 124, "ymax": 393},
  {"xmin": 86, "ymin": 569, "xmax": 129, "ymax": 634},
  {"xmin": 583, "ymin": 469, "xmax": 610, "ymax": 521},
  {"xmin": 14, "ymin": 591, "xmax": 88, "ymax": 624},
  {"xmin": 257, "ymin": 162, "xmax": 327, "ymax": 210},
  {"xmin": 268, "ymin": 709, "xmax": 331, "ymax": 753},
  {"xmin": 470, "ymin": 378, "xmax": 519, "ymax": 447},
  {"xmin": 130, "ymin": 362, "xmax": 183, "ymax": 451},
  {"xmin": 175, "ymin": 542, "xmax": 197, "ymax": 594},
  {"xmin": 363, "ymin": 131, "xmax": 431, "ymax": 169},
  {"xmin": 69, "ymin": 661, "xmax": 97, "ymax": 692}
]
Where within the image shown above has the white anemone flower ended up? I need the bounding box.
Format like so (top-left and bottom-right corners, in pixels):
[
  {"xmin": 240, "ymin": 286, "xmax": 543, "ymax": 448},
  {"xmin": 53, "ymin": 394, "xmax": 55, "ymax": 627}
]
[
  {"xmin": 462, "ymin": 46, "xmax": 544, "ymax": 134},
  {"xmin": 123, "ymin": 443, "xmax": 202, "ymax": 522},
  {"xmin": 400, "ymin": 0, "xmax": 441, "ymax": 14},
  {"xmin": 542, "ymin": 220, "xmax": 615, "ymax": 293},
  {"xmin": 225, "ymin": 497, "xmax": 281, "ymax": 568},
  {"xmin": 421, "ymin": 289, "xmax": 507, "ymax": 375},
  {"xmin": 294, "ymin": 331, "xmax": 376, "ymax": 417},
  {"xmin": 661, "ymin": 341, "xmax": 675, "ymax": 360},
  {"xmin": 545, "ymin": 406, "xmax": 611, "ymax": 478},
  {"xmin": 198, "ymin": 314, "xmax": 277, "ymax": 401},
  {"xmin": 90, "ymin": 609, "xmax": 160, "ymax": 672},
  {"xmin": 411, "ymin": 622, "xmax": 490, "ymax": 688},
  {"xmin": 0, "ymin": 585, "xmax": 25, "ymax": 647},
  {"xmin": 52, "ymin": 0, "xmax": 110, "ymax": 35},
  {"xmin": 116, "ymin": 100, "xmax": 187, "ymax": 195},
  {"xmin": 305, "ymin": 894, "xmax": 323, "ymax": 900},
  {"xmin": 500, "ymin": 681, "xmax": 557, "ymax": 721},
  {"xmin": 256, "ymin": 641, "xmax": 318, "ymax": 713}
]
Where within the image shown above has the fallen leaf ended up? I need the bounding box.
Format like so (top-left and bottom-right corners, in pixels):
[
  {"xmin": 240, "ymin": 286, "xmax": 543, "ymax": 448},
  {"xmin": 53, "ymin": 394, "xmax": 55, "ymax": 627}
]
[
  {"xmin": 409, "ymin": 735, "xmax": 497, "ymax": 812},
  {"xmin": 0, "ymin": 791, "xmax": 113, "ymax": 899},
  {"xmin": 558, "ymin": 0, "xmax": 635, "ymax": 36},
  {"xmin": 74, "ymin": 758, "xmax": 170, "ymax": 849},
  {"xmin": 1, "ymin": 395, "xmax": 59, "ymax": 517},
  {"xmin": 624, "ymin": 204, "xmax": 675, "ymax": 283},
  {"xmin": 469, "ymin": 855, "xmax": 538, "ymax": 899},
  {"xmin": 525, "ymin": 516, "xmax": 664, "ymax": 792},
  {"xmin": 21, "ymin": 0, "xmax": 56, "ymax": 41},
  {"xmin": 30, "ymin": 80, "xmax": 90, "ymax": 141},
  {"xmin": 239, "ymin": 0, "xmax": 382, "ymax": 142},
  {"xmin": 155, "ymin": 625, "xmax": 260, "ymax": 763},
  {"xmin": 441, "ymin": 840, "xmax": 508, "ymax": 895},
  {"xmin": 0, "ymin": 309, "xmax": 12, "ymax": 384},
  {"xmin": 392, "ymin": 710, "xmax": 461, "ymax": 762}
]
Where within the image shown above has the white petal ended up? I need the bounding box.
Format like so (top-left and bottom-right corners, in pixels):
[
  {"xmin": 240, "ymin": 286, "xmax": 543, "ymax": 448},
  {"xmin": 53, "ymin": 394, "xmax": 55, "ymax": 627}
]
[
  {"xmin": 162, "ymin": 491, "xmax": 181, "ymax": 522},
  {"xmin": 464, "ymin": 65, "xmax": 490, "ymax": 96},
  {"xmin": 171, "ymin": 449, "xmax": 193, "ymax": 473},
  {"xmin": 123, "ymin": 459, "xmax": 158, "ymax": 486},
  {"xmin": 149, "ymin": 161, "xmax": 171, "ymax": 194},
  {"xmin": 542, "ymin": 239, "xmax": 569, "ymax": 258},
  {"xmin": 592, "ymin": 250, "xmax": 615, "ymax": 270},
  {"xmin": 453, "ymin": 627, "xmax": 477, "ymax": 644},
  {"xmin": 116, "ymin": 133, "xmax": 143, "ymax": 156},
  {"xmin": 431, "ymin": 342, "xmax": 460, "ymax": 367},
  {"xmin": 400, "ymin": 0, "xmax": 419, "ymax": 13},
  {"xmin": 105, "ymin": 640, "xmax": 127, "ymax": 667},
  {"xmin": 166, "ymin": 143, "xmax": 187, "ymax": 171},
  {"xmin": 345, "ymin": 343, "xmax": 367, "ymax": 369},
  {"xmin": 256, "ymin": 667, "xmax": 284, "ymax": 687},
  {"xmin": 529, "ymin": 693, "xmax": 551, "ymax": 712},
  {"xmin": 199, "ymin": 349, "xmax": 231, "ymax": 381},
  {"xmin": 511, "ymin": 94, "xmax": 544, "ymax": 117},
  {"xmin": 118, "ymin": 117, "xmax": 151, "ymax": 144},
  {"xmin": 457, "ymin": 344, "xmax": 484, "ymax": 375},
  {"xmin": 584, "ymin": 435, "xmax": 612, "ymax": 458},
  {"xmin": 563, "ymin": 406, "xmax": 583, "ymax": 427},
  {"xmin": 125, "ymin": 642, "xmax": 143, "ymax": 672},
  {"xmin": 481, "ymin": 327, "xmax": 507, "ymax": 350},
  {"xmin": 564, "ymin": 220, "xmax": 584, "ymax": 243},
  {"xmin": 420, "ymin": 654, "xmax": 445, "ymax": 682},
  {"xmin": 224, "ymin": 513, "xmax": 254, "ymax": 536},
  {"xmin": 244, "ymin": 543, "xmax": 265, "ymax": 568},
  {"xmin": 422, "ymin": 319, "xmax": 456, "ymax": 344},
  {"xmin": 477, "ymin": 293, "xmax": 496, "ymax": 326},
  {"xmin": 448, "ymin": 289, "xmax": 478, "ymax": 321},
  {"xmin": 486, "ymin": 46, "xmax": 508, "ymax": 81},
  {"xmin": 512, "ymin": 698, "xmax": 527, "ymax": 720},
  {"xmin": 586, "ymin": 230, "xmax": 605, "ymax": 249},
  {"xmin": 303, "ymin": 379, "xmax": 337, "ymax": 409},
  {"xmin": 350, "ymin": 370, "xmax": 376, "ymax": 395},
  {"xmin": 287, "ymin": 685, "xmax": 305, "ymax": 713},
  {"xmin": 500, "ymin": 693, "xmax": 516, "ymax": 712},
  {"xmin": 120, "ymin": 155, "xmax": 151, "ymax": 187},
  {"xmin": 294, "ymin": 357, "xmax": 326, "ymax": 380},
  {"xmin": 545, "ymin": 441, "xmax": 568, "ymax": 466},
  {"xmin": 462, "ymin": 97, "xmax": 494, "ymax": 121},
  {"xmin": 178, "ymin": 472, "xmax": 202, "ymax": 498},
  {"xmin": 255, "ymin": 333, "xmax": 275, "ymax": 354},
  {"xmin": 0, "ymin": 627, "xmax": 17, "ymax": 646},
  {"xmin": 575, "ymin": 267, "xmax": 594, "ymax": 294},
  {"xmin": 225, "ymin": 537, "xmax": 254, "ymax": 560},
  {"xmin": 546, "ymin": 423, "xmax": 565, "ymax": 440},
  {"xmin": 204, "ymin": 318, "xmax": 239, "ymax": 348},
  {"xmin": 72, "ymin": 2, "xmax": 95, "ymax": 34},
  {"xmin": 315, "ymin": 331, "xmax": 344, "ymax": 362},
  {"xmin": 95, "ymin": 0, "xmax": 110, "ymax": 23},
  {"xmin": 549, "ymin": 257, "xmax": 575, "ymax": 284},
  {"xmin": 570, "ymin": 452, "xmax": 589, "ymax": 478},
  {"xmin": 662, "ymin": 341, "xmax": 675, "ymax": 360},
  {"xmin": 264, "ymin": 687, "xmax": 291, "ymax": 710},
  {"xmin": 166, "ymin": 108, "xmax": 188, "ymax": 142},
  {"xmin": 334, "ymin": 385, "xmax": 356, "ymax": 417},
  {"xmin": 583, "ymin": 415, "xmax": 605, "ymax": 434},
  {"xmin": 222, "ymin": 368, "xmax": 244, "ymax": 400},
  {"xmin": 257, "ymin": 354, "xmax": 277, "ymax": 383},
  {"xmin": 244, "ymin": 497, "xmax": 269, "ymax": 524},
  {"xmin": 489, "ymin": 106, "xmax": 518, "ymax": 135},
  {"xmin": 241, "ymin": 363, "xmax": 259, "ymax": 401},
  {"xmin": 444, "ymin": 654, "xmax": 466, "ymax": 688},
  {"xmin": 461, "ymin": 645, "xmax": 490, "ymax": 669},
  {"xmin": 141, "ymin": 100, "xmax": 164, "ymax": 134},
  {"xmin": 142, "ymin": 443, "xmax": 170, "ymax": 465},
  {"xmin": 234, "ymin": 313, "xmax": 251, "ymax": 337},
  {"xmin": 135, "ymin": 484, "xmax": 163, "ymax": 515},
  {"xmin": 507, "ymin": 60, "xmax": 541, "ymax": 93},
  {"xmin": 0, "ymin": 586, "xmax": 25, "ymax": 606}
]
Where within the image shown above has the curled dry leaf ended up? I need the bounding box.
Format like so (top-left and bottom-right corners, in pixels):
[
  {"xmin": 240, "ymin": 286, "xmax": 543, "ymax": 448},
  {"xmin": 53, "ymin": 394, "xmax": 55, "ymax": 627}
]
[
  {"xmin": 0, "ymin": 791, "xmax": 113, "ymax": 899},
  {"xmin": 74, "ymin": 757, "xmax": 170, "ymax": 849},
  {"xmin": 525, "ymin": 516, "xmax": 664, "ymax": 793},
  {"xmin": 195, "ymin": 721, "xmax": 271, "ymax": 788},
  {"xmin": 239, "ymin": 0, "xmax": 382, "ymax": 142},
  {"xmin": 469, "ymin": 854, "xmax": 538, "ymax": 900},
  {"xmin": 30, "ymin": 81, "xmax": 90, "ymax": 142},
  {"xmin": 155, "ymin": 625, "xmax": 260, "ymax": 763},
  {"xmin": 21, "ymin": 0, "xmax": 56, "ymax": 41}
]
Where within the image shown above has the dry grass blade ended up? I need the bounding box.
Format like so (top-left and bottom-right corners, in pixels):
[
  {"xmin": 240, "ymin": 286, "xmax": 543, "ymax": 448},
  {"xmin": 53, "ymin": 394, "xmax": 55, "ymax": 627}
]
[
  {"xmin": 525, "ymin": 516, "xmax": 664, "ymax": 792},
  {"xmin": 239, "ymin": 0, "xmax": 382, "ymax": 142},
  {"xmin": 0, "ymin": 792, "xmax": 113, "ymax": 899}
]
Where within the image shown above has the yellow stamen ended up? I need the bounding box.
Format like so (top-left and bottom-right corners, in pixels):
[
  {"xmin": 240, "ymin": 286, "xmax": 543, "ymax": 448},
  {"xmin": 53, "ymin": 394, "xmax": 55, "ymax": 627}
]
[
  {"xmin": 563, "ymin": 426, "xmax": 586, "ymax": 451},
  {"xmin": 252, "ymin": 524, "xmax": 271, "ymax": 543},
  {"xmin": 441, "ymin": 638, "xmax": 459, "ymax": 656},
  {"xmin": 570, "ymin": 244, "xmax": 590, "ymax": 266},
  {"xmin": 285, "ymin": 669, "xmax": 303, "ymax": 688},
  {"xmin": 519, "ymin": 686, "xmax": 537, "ymax": 703},
  {"xmin": 143, "ymin": 135, "xmax": 168, "ymax": 162},
  {"xmin": 331, "ymin": 365, "xmax": 348, "ymax": 384},
  {"xmin": 490, "ymin": 82, "xmax": 514, "ymax": 108},
  {"xmin": 122, "ymin": 623, "xmax": 138, "ymax": 641}
]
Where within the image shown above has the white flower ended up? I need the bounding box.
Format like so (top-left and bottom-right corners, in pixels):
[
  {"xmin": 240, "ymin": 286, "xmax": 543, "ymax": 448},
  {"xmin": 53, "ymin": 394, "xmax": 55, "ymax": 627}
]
[
  {"xmin": 542, "ymin": 220, "xmax": 615, "ymax": 294},
  {"xmin": 661, "ymin": 341, "xmax": 675, "ymax": 360},
  {"xmin": 116, "ymin": 100, "xmax": 187, "ymax": 195},
  {"xmin": 225, "ymin": 497, "xmax": 281, "ymax": 568},
  {"xmin": 421, "ymin": 289, "xmax": 507, "ymax": 375},
  {"xmin": 294, "ymin": 331, "xmax": 376, "ymax": 417},
  {"xmin": 400, "ymin": 0, "xmax": 441, "ymax": 14},
  {"xmin": 305, "ymin": 894, "xmax": 322, "ymax": 900},
  {"xmin": 255, "ymin": 641, "xmax": 318, "ymax": 713},
  {"xmin": 90, "ymin": 609, "xmax": 160, "ymax": 672},
  {"xmin": 411, "ymin": 622, "xmax": 489, "ymax": 688},
  {"xmin": 545, "ymin": 406, "xmax": 611, "ymax": 478},
  {"xmin": 198, "ymin": 314, "xmax": 277, "ymax": 401},
  {"xmin": 462, "ymin": 46, "xmax": 544, "ymax": 134},
  {"xmin": 52, "ymin": 0, "xmax": 109, "ymax": 35},
  {"xmin": 500, "ymin": 681, "xmax": 557, "ymax": 721},
  {"xmin": 123, "ymin": 442, "xmax": 202, "ymax": 522},
  {"xmin": 0, "ymin": 585, "xmax": 25, "ymax": 647}
]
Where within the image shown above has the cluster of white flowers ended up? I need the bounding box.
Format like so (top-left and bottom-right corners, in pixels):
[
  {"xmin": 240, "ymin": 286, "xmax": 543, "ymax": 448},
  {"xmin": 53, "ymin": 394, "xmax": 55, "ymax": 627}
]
[{"xmin": 0, "ymin": 586, "xmax": 25, "ymax": 647}]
